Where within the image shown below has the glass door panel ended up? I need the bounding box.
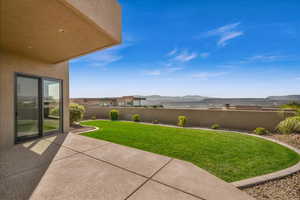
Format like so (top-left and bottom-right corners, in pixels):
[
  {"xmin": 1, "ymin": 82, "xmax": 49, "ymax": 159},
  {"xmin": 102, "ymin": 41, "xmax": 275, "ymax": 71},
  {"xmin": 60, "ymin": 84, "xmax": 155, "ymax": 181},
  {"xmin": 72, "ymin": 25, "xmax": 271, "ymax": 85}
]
[
  {"xmin": 43, "ymin": 79, "xmax": 61, "ymax": 133},
  {"xmin": 16, "ymin": 76, "xmax": 40, "ymax": 139}
]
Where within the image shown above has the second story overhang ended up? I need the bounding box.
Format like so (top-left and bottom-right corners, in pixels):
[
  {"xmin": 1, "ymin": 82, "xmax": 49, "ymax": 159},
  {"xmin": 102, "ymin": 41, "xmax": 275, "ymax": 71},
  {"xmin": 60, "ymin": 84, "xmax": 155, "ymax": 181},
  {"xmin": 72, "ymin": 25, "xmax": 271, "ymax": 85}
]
[{"xmin": 0, "ymin": 0, "xmax": 122, "ymax": 63}]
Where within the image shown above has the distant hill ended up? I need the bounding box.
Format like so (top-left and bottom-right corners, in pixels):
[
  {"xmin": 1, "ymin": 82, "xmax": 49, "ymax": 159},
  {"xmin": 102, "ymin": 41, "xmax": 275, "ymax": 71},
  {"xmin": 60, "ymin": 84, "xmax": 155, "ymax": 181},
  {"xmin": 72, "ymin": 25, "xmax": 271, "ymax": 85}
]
[
  {"xmin": 134, "ymin": 95, "xmax": 209, "ymax": 105},
  {"xmin": 134, "ymin": 94, "xmax": 300, "ymax": 108},
  {"xmin": 266, "ymin": 95, "xmax": 300, "ymax": 101}
]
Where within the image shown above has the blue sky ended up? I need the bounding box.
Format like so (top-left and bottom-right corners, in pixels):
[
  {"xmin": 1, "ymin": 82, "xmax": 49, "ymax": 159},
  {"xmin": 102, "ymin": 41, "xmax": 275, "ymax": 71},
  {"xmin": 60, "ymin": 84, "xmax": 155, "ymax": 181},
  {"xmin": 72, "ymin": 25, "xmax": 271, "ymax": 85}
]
[{"xmin": 70, "ymin": 0, "xmax": 300, "ymax": 98}]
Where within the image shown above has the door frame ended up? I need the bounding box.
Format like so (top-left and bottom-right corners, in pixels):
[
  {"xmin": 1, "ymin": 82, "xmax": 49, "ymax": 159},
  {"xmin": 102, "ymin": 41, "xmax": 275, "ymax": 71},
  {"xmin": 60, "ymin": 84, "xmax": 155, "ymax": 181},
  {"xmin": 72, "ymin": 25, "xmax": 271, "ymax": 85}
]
[{"xmin": 14, "ymin": 73, "xmax": 64, "ymax": 144}]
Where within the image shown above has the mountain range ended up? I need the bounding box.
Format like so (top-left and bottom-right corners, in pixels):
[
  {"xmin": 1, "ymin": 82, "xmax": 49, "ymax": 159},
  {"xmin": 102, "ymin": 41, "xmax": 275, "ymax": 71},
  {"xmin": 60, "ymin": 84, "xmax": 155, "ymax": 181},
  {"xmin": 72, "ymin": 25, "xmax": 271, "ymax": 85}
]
[{"xmin": 135, "ymin": 95, "xmax": 300, "ymax": 106}]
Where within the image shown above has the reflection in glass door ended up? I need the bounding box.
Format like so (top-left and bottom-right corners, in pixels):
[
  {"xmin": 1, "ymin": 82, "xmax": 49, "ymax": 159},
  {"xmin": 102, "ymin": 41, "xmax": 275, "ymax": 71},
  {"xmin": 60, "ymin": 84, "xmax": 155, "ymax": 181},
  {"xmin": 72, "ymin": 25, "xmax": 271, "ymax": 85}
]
[
  {"xmin": 16, "ymin": 76, "xmax": 40, "ymax": 140},
  {"xmin": 43, "ymin": 79, "xmax": 61, "ymax": 134},
  {"xmin": 16, "ymin": 74, "xmax": 62, "ymax": 143}
]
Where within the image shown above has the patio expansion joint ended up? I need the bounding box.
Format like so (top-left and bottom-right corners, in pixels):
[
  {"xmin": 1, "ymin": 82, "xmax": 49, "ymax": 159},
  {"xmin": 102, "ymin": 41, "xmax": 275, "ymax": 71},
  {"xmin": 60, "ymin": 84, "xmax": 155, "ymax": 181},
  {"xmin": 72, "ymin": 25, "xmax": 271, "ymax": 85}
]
[
  {"xmin": 56, "ymin": 132, "xmax": 209, "ymax": 199},
  {"xmin": 46, "ymin": 133, "xmax": 152, "ymax": 178},
  {"xmin": 52, "ymin": 145, "xmax": 207, "ymax": 200},
  {"xmin": 123, "ymin": 158, "xmax": 174, "ymax": 200},
  {"xmin": 43, "ymin": 134, "xmax": 112, "ymax": 154},
  {"xmin": 1, "ymin": 138, "xmax": 108, "ymax": 181},
  {"xmin": 70, "ymin": 140, "xmax": 207, "ymax": 200},
  {"xmin": 64, "ymin": 142, "xmax": 112, "ymax": 154},
  {"xmin": 79, "ymin": 149, "xmax": 149, "ymax": 179},
  {"xmin": 90, "ymin": 120, "xmax": 300, "ymax": 190},
  {"xmin": 151, "ymin": 179, "xmax": 207, "ymax": 200},
  {"xmin": 0, "ymin": 151, "xmax": 81, "ymax": 181}
]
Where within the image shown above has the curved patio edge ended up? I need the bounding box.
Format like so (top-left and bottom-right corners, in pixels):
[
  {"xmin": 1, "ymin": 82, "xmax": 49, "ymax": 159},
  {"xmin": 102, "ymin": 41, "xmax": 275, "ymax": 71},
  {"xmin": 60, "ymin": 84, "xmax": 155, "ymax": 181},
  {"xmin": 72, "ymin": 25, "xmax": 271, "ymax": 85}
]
[
  {"xmin": 77, "ymin": 119, "xmax": 300, "ymax": 189},
  {"xmin": 71, "ymin": 122, "xmax": 100, "ymax": 134}
]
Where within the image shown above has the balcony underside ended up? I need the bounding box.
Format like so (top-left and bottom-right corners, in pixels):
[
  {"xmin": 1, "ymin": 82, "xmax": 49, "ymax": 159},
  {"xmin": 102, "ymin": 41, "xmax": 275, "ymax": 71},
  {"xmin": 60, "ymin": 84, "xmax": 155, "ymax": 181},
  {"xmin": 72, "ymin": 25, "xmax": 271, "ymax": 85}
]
[{"xmin": 0, "ymin": 0, "xmax": 121, "ymax": 63}]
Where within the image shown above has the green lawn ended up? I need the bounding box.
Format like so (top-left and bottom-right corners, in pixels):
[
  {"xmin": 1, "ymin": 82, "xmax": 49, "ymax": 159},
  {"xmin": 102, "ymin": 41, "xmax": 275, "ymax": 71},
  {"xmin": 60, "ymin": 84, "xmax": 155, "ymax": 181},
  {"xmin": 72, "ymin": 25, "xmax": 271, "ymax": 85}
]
[{"xmin": 81, "ymin": 120, "xmax": 300, "ymax": 182}]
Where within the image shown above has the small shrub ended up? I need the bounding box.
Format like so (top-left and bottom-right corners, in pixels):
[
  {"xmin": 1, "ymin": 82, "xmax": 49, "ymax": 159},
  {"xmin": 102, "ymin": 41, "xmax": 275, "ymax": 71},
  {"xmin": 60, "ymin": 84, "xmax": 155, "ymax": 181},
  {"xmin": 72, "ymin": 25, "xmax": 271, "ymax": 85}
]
[
  {"xmin": 177, "ymin": 116, "xmax": 187, "ymax": 127},
  {"xmin": 211, "ymin": 124, "xmax": 220, "ymax": 129},
  {"xmin": 69, "ymin": 103, "xmax": 85, "ymax": 125},
  {"xmin": 49, "ymin": 106, "xmax": 59, "ymax": 116},
  {"xmin": 132, "ymin": 114, "xmax": 140, "ymax": 122},
  {"xmin": 91, "ymin": 116, "xmax": 97, "ymax": 120},
  {"xmin": 276, "ymin": 116, "xmax": 300, "ymax": 134},
  {"xmin": 281, "ymin": 102, "xmax": 300, "ymax": 110},
  {"xmin": 109, "ymin": 109, "xmax": 119, "ymax": 121},
  {"xmin": 253, "ymin": 127, "xmax": 269, "ymax": 135},
  {"xmin": 152, "ymin": 120, "xmax": 159, "ymax": 124}
]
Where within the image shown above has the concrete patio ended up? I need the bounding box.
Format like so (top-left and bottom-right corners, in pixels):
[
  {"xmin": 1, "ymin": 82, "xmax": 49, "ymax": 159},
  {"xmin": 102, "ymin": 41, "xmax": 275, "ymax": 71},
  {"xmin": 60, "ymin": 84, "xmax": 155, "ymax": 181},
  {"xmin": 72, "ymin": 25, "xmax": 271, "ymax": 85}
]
[{"xmin": 0, "ymin": 132, "xmax": 254, "ymax": 200}]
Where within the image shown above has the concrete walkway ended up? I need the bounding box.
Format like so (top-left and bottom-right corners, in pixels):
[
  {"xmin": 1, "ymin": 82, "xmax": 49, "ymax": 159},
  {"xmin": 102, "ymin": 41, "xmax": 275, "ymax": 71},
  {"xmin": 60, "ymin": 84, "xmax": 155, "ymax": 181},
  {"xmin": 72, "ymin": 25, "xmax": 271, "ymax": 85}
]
[{"xmin": 0, "ymin": 133, "xmax": 254, "ymax": 200}]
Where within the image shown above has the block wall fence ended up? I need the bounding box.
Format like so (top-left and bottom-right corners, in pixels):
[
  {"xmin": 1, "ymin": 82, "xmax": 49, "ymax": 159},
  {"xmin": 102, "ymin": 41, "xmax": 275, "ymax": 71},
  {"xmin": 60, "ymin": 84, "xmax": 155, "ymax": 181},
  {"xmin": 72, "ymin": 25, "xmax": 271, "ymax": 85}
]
[{"xmin": 83, "ymin": 106, "xmax": 293, "ymax": 131}]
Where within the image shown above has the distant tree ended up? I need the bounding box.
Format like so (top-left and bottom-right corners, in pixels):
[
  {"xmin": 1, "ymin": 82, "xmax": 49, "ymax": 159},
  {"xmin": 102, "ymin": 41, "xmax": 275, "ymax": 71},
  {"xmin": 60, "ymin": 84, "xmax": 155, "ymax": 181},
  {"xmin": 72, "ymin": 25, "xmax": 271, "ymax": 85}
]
[{"xmin": 281, "ymin": 101, "xmax": 300, "ymax": 110}]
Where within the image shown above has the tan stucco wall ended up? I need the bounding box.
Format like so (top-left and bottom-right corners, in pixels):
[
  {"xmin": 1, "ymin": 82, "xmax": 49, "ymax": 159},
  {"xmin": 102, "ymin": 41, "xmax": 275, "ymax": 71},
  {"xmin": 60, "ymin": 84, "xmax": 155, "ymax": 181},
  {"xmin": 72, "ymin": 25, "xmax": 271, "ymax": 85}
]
[
  {"xmin": 61, "ymin": 0, "xmax": 122, "ymax": 43},
  {"xmin": 0, "ymin": 51, "xmax": 69, "ymax": 150},
  {"xmin": 84, "ymin": 106, "xmax": 293, "ymax": 131}
]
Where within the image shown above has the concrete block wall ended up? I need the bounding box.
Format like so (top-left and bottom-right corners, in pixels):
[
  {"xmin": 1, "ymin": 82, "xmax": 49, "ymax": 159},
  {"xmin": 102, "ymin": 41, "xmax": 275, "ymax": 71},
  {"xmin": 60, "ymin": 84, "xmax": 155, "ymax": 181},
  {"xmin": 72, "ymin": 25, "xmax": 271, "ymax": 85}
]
[{"xmin": 83, "ymin": 106, "xmax": 293, "ymax": 131}]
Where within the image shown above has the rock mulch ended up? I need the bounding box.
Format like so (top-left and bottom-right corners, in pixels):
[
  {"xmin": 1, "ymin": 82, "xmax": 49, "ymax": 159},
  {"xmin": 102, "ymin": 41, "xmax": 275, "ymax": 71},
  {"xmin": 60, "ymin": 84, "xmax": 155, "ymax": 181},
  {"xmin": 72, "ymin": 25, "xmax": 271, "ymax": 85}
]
[
  {"xmin": 243, "ymin": 134, "xmax": 300, "ymax": 200},
  {"xmin": 243, "ymin": 172, "xmax": 300, "ymax": 200},
  {"xmin": 267, "ymin": 134, "xmax": 300, "ymax": 150}
]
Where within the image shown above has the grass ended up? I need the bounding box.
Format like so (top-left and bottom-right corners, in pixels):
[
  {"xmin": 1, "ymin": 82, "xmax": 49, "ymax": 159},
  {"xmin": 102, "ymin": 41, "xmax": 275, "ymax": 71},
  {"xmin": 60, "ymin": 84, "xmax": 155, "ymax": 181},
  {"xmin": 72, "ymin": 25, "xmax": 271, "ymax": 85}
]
[
  {"xmin": 18, "ymin": 119, "xmax": 59, "ymax": 134},
  {"xmin": 81, "ymin": 120, "xmax": 300, "ymax": 182}
]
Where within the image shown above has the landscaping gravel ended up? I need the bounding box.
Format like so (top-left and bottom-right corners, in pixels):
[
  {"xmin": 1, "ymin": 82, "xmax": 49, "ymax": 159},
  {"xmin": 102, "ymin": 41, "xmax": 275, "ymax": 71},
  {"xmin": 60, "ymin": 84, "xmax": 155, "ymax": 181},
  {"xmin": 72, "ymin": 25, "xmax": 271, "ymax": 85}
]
[
  {"xmin": 243, "ymin": 134, "xmax": 300, "ymax": 200},
  {"xmin": 267, "ymin": 134, "xmax": 300, "ymax": 150},
  {"xmin": 243, "ymin": 171, "xmax": 300, "ymax": 200}
]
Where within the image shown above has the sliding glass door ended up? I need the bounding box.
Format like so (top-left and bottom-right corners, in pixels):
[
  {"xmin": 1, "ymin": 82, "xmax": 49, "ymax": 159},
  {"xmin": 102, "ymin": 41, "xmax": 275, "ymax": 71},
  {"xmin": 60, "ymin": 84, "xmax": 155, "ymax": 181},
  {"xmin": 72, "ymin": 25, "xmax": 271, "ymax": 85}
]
[
  {"xmin": 15, "ymin": 74, "xmax": 62, "ymax": 143},
  {"xmin": 43, "ymin": 79, "xmax": 62, "ymax": 134},
  {"xmin": 16, "ymin": 76, "xmax": 41, "ymax": 140}
]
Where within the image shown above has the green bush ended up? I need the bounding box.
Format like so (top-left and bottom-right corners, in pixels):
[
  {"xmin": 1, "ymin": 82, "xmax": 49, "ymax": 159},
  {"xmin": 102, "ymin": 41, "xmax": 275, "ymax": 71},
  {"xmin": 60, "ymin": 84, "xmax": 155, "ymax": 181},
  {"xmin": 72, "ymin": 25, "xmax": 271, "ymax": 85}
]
[
  {"xmin": 69, "ymin": 103, "xmax": 85, "ymax": 125},
  {"xmin": 132, "ymin": 114, "xmax": 140, "ymax": 122},
  {"xmin": 211, "ymin": 124, "xmax": 220, "ymax": 129},
  {"xmin": 109, "ymin": 109, "xmax": 119, "ymax": 121},
  {"xmin": 253, "ymin": 127, "xmax": 269, "ymax": 135},
  {"xmin": 276, "ymin": 116, "xmax": 300, "ymax": 134},
  {"xmin": 177, "ymin": 116, "xmax": 187, "ymax": 127},
  {"xmin": 49, "ymin": 106, "xmax": 59, "ymax": 116},
  {"xmin": 91, "ymin": 116, "xmax": 97, "ymax": 120},
  {"xmin": 281, "ymin": 102, "xmax": 300, "ymax": 110}
]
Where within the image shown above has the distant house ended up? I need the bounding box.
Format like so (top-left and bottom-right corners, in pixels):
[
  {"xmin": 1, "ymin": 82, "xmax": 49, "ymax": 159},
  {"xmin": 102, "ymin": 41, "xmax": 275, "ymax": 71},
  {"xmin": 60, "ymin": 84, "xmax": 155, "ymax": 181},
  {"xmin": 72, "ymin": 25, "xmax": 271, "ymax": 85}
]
[{"xmin": 71, "ymin": 96, "xmax": 146, "ymax": 107}]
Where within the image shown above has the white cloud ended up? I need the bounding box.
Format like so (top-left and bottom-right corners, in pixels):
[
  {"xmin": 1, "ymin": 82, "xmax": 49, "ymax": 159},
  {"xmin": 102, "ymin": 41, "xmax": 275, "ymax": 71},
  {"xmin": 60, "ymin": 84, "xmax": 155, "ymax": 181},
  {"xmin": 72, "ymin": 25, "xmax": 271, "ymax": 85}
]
[
  {"xmin": 166, "ymin": 67, "xmax": 184, "ymax": 72},
  {"xmin": 167, "ymin": 48, "xmax": 178, "ymax": 57},
  {"xmin": 217, "ymin": 31, "xmax": 243, "ymax": 47},
  {"xmin": 173, "ymin": 50, "xmax": 198, "ymax": 62},
  {"xmin": 216, "ymin": 65, "xmax": 239, "ymax": 70},
  {"xmin": 166, "ymin": 48, "xmax": 209, "ymax": 63},
  {"xmin": 89, "ymin": 51, "xmax": 122, "ymax": 65},
  {"xmin": 199, "ymin": 52, "xmax": 210, "ymax": 58},
  {"xmin": 70, "ymin": 43, "xmax": 130, "ymax": 67},
  {"xmin": 204, "ymin": 22, "xmax": 244, "ymax": 47},
  {"xmin": 207, "ymin": 22, "xmax": 240, "ymax": 35},
  {"xmin": 191, "ymin": 72, "xmax": 227, "ymax": 80},
  {"xmin": 145, "ymin": 48, "xmax": 208, "ymax": 76},
  {"xmin": 143, "ymin": 70, "xmax": 161, "ymax": 76},
  {"xmin": 246, "ymin": 55, "xmax": 284, "ymax": 62}
]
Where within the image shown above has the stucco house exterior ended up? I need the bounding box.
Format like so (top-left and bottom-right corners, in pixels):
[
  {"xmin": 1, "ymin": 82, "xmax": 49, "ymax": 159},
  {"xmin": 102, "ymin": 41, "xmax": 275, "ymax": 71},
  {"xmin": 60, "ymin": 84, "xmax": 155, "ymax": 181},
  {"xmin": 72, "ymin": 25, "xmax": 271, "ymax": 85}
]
[{"xmin": 0, "ymin": 0, "xmax": 122, "ymax": 150}]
